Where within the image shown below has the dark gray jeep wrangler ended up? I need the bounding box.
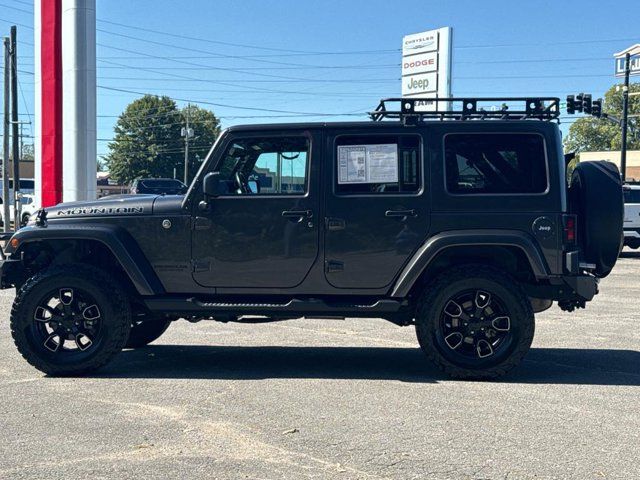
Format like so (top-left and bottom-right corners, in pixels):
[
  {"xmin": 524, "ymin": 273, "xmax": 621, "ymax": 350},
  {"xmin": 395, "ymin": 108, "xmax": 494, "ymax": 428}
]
[{"xmin": 0, "ymin": 97, "xmax": 624, "ymax": 379}]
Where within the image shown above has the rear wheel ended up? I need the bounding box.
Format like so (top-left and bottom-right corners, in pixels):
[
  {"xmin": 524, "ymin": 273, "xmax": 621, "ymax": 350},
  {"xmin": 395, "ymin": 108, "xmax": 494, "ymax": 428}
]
[
  {"xmin": 415, "ymin": 265, "xmax": 534, "ymax": 380},
  {"xmin": 10, "ymin": 265, "xmax": 131, "ymax": 376},
  {"xmin": 125, "ymin": 317, "xmax": 172, "ymax": 348}
]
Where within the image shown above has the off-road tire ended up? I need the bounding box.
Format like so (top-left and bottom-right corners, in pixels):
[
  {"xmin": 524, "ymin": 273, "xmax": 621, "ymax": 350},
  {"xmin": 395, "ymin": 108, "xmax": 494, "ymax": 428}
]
[
  {"xmin": 125, "ymin": 318, "xmax": 172, "ymax": 348},
  {"xmin": 415, "ymin": 265, "xmax": 535, "ymax": 380},
  {"xmin": 10, "ymin": 264, "xmax": 131, "ymax": 376}
]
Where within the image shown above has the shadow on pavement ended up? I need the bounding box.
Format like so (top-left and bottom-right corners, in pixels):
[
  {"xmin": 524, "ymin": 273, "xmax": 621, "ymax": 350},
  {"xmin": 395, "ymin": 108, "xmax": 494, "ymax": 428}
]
[{"xmin": 95, "ymin": 345, "xmax": 640, "ymax": 386}]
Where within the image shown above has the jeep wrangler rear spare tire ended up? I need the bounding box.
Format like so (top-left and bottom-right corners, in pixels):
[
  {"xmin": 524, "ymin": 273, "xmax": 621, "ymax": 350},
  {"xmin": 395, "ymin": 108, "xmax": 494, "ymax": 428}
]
[
  {"xmin": 415, "ymin": 265, "xmax": 535, "ymax": 380},
  {"xmin": 10, "ymin": 265, "xmax": 131, "ymax": 376},
  {"xmin": 126, "ymin": 317, "xmax": 172, "ymax": 348},
  {"xmin": 569, "ymin": 161, "xmax": 623, "ymax": 277}
]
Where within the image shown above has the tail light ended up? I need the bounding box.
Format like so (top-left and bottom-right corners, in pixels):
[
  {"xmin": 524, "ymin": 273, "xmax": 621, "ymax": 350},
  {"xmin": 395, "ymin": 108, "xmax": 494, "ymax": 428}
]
[{"xmin": 562, "ymin": 214, "xmax": 577, "ymax": 246}]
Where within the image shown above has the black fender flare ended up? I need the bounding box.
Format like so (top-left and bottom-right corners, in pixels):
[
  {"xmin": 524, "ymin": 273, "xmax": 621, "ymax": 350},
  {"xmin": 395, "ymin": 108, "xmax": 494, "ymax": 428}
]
[
  {"xmin": 390, "ymin": 229, "xmax": 550, "ymax": 298},
  {"xmin": 6, "ymin": 224, "xmax": 164, "ymax": 296}
]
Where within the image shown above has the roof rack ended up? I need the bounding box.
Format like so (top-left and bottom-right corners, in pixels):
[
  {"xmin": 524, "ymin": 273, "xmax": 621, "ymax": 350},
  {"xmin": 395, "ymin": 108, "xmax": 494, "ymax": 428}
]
[{"xmin": 369, "ymin": 97, "xmax": 561, "ymax": 124}]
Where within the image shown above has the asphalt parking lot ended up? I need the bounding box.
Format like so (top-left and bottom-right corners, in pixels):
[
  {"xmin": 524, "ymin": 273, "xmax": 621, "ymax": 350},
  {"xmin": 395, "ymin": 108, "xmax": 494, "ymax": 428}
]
[{"xmin": 1, "ymin": 254, "xmax": 638, "ymax": 480}]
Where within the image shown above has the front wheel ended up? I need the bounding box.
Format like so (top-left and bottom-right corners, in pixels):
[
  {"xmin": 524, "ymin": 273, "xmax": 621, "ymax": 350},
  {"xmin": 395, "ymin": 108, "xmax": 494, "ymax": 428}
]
[
  {"xmin": 415, "ymin": 265, "xmax": 535, "ymax": 380},
  {"xmin": 10, "ymin": 265, "xmax": 131, "ymax": 376}
]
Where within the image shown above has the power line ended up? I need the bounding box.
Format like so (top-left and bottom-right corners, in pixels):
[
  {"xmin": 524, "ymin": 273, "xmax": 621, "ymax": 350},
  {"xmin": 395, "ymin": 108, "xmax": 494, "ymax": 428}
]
[
  {"xmin": 97, "ymin": 85, "xmax": 366, "ymax": 116},
  {"xmin": 98, "ymin": 18, "xmax": 397, "ymax": 56}
]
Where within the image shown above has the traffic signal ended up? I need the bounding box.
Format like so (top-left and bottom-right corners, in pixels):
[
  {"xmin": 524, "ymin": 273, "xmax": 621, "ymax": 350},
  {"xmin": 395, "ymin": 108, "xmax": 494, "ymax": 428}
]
[
  {"xmin": 575, "ymin": 93, "xmax": 584, "ymax": 113},
  {"xmin": 592, "ymin": 98, "xmax": 602, "ymax": 117},
  {"xmin": 582, "ymin": 94, "xmax": 592, "ymax": 115},
  {"xmin": 566, "ymin": 95, "xmax": 576, "ymax": 114}
]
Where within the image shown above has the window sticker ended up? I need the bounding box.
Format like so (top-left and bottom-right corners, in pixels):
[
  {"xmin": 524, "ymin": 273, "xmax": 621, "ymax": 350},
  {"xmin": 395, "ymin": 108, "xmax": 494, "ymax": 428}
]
[{"xmin": 337, "ymin": 144, "xmax": 398, "ymax": 184}]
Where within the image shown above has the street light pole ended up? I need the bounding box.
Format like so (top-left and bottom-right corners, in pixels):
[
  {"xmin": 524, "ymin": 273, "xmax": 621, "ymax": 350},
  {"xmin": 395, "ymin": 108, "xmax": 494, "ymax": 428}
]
[
  {"xmin": 182, "ymin": 104, "xmax": 193, "ymax": 185},
  {"xmin": 620, "ymin": 52, "xmax": 631, "ymax": 182}
]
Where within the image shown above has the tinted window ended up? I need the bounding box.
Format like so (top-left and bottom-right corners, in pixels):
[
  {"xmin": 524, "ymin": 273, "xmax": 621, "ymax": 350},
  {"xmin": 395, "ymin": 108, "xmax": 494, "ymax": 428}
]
[
  {"xmin": 624, "ymin": 188, "xmax": 640, "ymax": 203},
  {"xmin": 216, "ymin": 136, "xmax": 309, "ymax": 195},
  {"xmin": 335, "ymin": 135, "xmax": 421, "ymax": 194},
  {"xmin": 445, "ymin": 134, "xmax": 547, "ymax": 194}
]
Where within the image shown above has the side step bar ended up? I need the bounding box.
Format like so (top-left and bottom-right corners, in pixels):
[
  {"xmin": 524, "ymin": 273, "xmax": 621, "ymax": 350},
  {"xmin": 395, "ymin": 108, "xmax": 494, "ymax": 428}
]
[{"xmin": 144, "ymin": 297, "xmax": 407, "ymax": 317}]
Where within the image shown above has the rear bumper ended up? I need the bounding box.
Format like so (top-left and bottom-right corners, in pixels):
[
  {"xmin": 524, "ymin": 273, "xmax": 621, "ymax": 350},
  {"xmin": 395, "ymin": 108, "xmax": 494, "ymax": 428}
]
[
  {"xmin": 524, "ymin": 274, "xmax": 599, "ymax": 304},
  {"xmin": 562, "ymin": 275, "xmax": 598, "ymax": 301}
]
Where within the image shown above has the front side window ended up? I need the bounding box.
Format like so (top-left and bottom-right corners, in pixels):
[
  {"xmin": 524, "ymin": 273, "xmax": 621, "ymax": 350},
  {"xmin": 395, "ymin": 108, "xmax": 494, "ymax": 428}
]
[
  {"xmin": 216, "ymin": 136, "xmax": 309, "ymax": 195},
  {"xmin": 335, "ymin": 135, "xmax": 421, "ymax": 195},
  {"xmin": 445, "ymin": 133, "xmax": 547, "ymax": 194}
]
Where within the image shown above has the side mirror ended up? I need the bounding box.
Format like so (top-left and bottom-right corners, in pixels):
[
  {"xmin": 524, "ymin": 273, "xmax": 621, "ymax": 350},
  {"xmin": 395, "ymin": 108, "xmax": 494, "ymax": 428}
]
[{"xmin": 202, "ymin": 172, "xmax": 222, "ymax": 198}]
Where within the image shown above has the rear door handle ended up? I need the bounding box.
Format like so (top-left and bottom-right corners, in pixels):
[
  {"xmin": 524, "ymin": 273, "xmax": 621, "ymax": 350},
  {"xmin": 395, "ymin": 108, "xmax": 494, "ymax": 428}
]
[
  {"xmin": 385, "ymin": 209, "xmax": 417, "ymax": 218},
  {"xmin": 282, "ymin": 210, "xmax": 313, "ymax": 222}
]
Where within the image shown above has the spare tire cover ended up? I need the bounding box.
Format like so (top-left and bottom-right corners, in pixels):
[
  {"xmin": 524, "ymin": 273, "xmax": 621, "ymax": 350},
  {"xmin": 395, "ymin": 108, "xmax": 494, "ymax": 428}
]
[{"xmin": 569, "ymin": 161, "xmax": 623, "ymax": 277}]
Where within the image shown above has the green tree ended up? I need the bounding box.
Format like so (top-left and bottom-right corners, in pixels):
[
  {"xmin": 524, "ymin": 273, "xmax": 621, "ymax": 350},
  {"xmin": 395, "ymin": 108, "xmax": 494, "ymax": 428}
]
[
  {"xmin": 563, "ymin": 82, "xmax": 640, "ymax": 154},
  {"xmin": 105, "ymin": 95, "xmax": 220, "ymax": 184}
]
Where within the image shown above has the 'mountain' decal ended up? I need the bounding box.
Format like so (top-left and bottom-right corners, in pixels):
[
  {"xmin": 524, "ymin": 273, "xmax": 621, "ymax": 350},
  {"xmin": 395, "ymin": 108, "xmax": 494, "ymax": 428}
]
[{"xmin": 56, "ymin": 207, "xmax": 144, "ymax": 216}]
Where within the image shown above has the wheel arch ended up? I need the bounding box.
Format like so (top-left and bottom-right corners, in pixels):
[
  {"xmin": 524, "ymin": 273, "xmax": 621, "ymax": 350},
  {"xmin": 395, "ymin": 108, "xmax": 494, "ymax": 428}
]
[
  {"xmin": 391, "ymin": 230, "xmax": 550, "ymax": 298},
  {"xmin": 7, "ymin": 224, "xmax": 164, "ymax": 296}
]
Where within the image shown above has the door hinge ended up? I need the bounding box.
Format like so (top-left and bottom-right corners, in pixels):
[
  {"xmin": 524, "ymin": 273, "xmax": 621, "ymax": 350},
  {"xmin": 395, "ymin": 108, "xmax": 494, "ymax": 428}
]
[
  {"xmin": 192, "ymin": 260, "xmax": 210, "ymax": 273},
  {"xmin": 325, "ymin": 260, "xmax": 344, "ymax": 273}
]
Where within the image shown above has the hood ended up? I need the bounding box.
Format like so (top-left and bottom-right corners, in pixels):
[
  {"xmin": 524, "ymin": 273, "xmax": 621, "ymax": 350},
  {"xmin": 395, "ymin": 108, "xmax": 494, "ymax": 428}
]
[{"xmin": 45, "ymin": 194, "xmax": 158, "ymax": 219}]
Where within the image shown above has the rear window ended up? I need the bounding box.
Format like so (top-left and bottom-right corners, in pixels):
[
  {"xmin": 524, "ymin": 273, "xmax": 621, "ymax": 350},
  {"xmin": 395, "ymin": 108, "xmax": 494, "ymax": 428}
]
[
  {"xmin": 624, "ymin": 188, "xmax": 640, "ymax": 203},
  {"xmin": 444, "ymin": 133, "xmax": 547, "ymax": 194}
]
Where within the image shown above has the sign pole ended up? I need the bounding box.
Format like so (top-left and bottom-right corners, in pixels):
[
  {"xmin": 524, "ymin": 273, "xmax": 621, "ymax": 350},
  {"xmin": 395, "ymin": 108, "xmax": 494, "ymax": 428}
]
[
  {"xmin": 10, "ymin": 26, "xmax": 20, "ymax": 228},
  {"xmin": 620, "ymin": 52, "xmax": 631, "ymax": 182},
  {"xmin": 2, "ymin": 37, "xmax": 10, "ymax": 232}
]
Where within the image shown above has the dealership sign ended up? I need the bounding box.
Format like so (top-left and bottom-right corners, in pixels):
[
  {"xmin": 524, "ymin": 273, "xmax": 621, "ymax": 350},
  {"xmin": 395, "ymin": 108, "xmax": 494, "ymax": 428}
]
[
  {"xmin": 614, "ymin": 44, "xmax": 640, "ymax": 77},
  {"xmin": 402, "ymin": 27, "xmax": 452, "ymax": 110}
]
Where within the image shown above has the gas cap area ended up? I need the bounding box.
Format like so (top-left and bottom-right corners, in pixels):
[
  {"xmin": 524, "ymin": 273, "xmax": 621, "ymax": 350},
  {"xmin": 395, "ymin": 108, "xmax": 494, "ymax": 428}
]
[{"xmin": 532, "ymin": 216, "xmax": 555, "ymax": 240}]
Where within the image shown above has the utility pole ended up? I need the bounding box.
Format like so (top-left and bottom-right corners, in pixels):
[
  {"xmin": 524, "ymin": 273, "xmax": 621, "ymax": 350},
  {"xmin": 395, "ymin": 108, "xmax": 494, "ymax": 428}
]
[
  {"xmin": 10, "ymin": 26, "xmax": 19, "ymax": 227},
  {"xmin": 181, "ymin": 104, "xmax": 194, "ymax": 184},
  {"xmin": 2, "ymin": 37, "xmax": 10, "ymax": 232},
  {"xmin": 620, "ymin": 52, "xmax": 631, "ymax": 183}
]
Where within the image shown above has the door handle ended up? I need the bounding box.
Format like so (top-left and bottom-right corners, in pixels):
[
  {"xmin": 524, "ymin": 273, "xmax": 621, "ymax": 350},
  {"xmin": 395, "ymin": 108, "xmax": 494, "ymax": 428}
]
[
  {"xmin": 282, "ymin": 210, "xmax": 312, "ymax": 222},
  {"xmin": 385, "ymin": 209, "xmax": 417, "ymax": 218}
]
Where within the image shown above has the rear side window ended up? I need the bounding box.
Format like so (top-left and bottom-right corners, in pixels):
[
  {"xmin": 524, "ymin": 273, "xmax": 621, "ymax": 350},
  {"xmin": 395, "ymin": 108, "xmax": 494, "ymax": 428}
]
[
  {"xmin": 335, "ymin": 135, "xmax": 421, "ymax": 195},
  {"xmin": 445, "ymin": 133, "xmax": 547, "ymax": 194}
]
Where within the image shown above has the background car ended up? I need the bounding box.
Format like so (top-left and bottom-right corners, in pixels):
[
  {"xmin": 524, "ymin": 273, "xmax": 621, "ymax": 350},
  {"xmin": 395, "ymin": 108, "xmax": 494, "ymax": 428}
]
[
  {"xmin": 0, "ymin": 193, "xmax": 38, "ymax": 228},
  {"xmin": 623, "ymin": 183, "xmax": 640, "ymax": 249},
  {"xmin": 130, "ymin": 178, "xmax": 188, "ymax": 195}
]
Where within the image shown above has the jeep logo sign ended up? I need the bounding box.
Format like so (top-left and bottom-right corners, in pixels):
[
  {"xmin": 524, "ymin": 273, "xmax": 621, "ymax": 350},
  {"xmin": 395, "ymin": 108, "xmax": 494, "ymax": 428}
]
[{"xmin": 402, "ymin": 27, "xmax": 452, "ymax": 112}]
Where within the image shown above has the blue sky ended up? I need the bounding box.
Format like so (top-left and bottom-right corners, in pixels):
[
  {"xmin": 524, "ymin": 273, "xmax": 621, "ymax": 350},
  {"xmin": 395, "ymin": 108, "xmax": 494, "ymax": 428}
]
[{"xmin": 1, "ymin": 0, "xmax": 639, "ymax": 159}]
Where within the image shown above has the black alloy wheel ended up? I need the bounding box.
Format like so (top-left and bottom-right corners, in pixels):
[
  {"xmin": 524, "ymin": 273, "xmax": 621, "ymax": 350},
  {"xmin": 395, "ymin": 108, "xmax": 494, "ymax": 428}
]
[
  {"xmin": 438, "ymin": 289, "xmax": 513, "ymax": 362},
  {"xmin": 415, "ymin": 265, "xmax": 535, "ymax": 380},
  {"xmin": 11, "ymin": 265, "xmax": 131, "ymax": 376},
  {"xmin": 30, "ymin": 287, "xmax": 103, "ymax": 358}
]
